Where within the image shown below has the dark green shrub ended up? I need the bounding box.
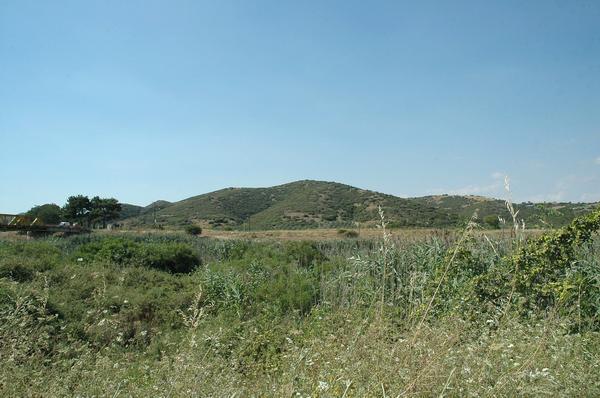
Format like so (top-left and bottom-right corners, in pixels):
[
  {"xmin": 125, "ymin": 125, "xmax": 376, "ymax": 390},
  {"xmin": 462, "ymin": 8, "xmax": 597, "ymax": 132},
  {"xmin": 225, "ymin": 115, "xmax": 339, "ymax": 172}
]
[
  {"xmin": 141, "ymin": 243, "xmax": 200, "ymax": 273},
  {"xmin": 73, "ymin": 238, "xmax": 141, "ymax": 265},
  {"xmin": 185, "ymin": 225, "xmax": 203, "ymax": 236},
  {"xmin": 0, "ymin": 259, "xmax": 48, "ymax": 282},
  {"xmin": 322, "ymin": 212, "xmax": 338, "ymax": 222},
  {"xmin": 483, "ymin": 215, "xmax": 500, "ymax": 229},
  {"xmin": 0, "ymin": 242, "xmax": 61, "ymax": 282},
  {"xmin": 387, "ymin": 221, "xmax": 405, "ymax": 229},
  {"xmin": 72, "ymin": 237, "xmax": 200, "ymax": 273},
  {"xmin": 510, "ymin": 208, "xmax": 600, "ymax": 310},
  {"xmin": 473, "ymin": 207, "xmax": 600, "ymax": 328}
]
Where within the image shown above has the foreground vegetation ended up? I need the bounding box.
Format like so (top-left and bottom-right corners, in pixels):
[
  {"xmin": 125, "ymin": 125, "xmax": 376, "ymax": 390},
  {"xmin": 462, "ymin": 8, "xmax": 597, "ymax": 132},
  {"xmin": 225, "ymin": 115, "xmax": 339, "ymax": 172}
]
[{"xmin": 1, "ymin": 208, "xmax": 599, "ymax": 396}]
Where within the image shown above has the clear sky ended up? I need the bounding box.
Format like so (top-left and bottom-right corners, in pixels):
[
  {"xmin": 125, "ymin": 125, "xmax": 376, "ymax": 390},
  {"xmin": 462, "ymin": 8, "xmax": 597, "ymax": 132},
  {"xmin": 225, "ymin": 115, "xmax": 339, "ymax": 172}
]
[{"xmin": 1, "ymin": 1, "xmax": 599, "ymax": 213}]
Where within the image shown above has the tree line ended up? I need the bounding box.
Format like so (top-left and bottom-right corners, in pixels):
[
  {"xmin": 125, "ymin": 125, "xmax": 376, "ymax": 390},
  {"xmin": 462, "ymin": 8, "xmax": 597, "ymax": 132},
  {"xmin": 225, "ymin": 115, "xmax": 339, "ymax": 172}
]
[{"xmin": 26, "ymin": 195, "xmax": 122, "ymax": 228}]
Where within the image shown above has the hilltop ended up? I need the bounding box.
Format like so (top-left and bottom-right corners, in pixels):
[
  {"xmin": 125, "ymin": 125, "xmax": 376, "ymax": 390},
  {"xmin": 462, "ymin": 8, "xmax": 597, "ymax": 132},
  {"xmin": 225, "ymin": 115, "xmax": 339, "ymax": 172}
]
[
  {"xmin": 120, "ymin": 180, "xmax": 597, "ymax": 229},
  {"xmin": 123, "ymin": 180, "xmax": 457, "ymax": 229}
]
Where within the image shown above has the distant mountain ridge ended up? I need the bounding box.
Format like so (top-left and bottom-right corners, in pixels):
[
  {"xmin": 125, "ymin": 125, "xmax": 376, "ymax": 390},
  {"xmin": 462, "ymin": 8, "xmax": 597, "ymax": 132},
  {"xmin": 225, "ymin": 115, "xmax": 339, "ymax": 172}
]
[{"xmin": 119, "ymin": 180, "xmax": 598, "ymax": 229}]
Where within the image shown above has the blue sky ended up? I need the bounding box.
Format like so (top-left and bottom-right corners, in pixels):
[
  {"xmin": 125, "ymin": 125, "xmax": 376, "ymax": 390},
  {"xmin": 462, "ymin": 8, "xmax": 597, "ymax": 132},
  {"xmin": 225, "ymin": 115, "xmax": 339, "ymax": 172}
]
[{"xmin": 1, "ymin": 0, "xmax": 599, "ymax": 213}]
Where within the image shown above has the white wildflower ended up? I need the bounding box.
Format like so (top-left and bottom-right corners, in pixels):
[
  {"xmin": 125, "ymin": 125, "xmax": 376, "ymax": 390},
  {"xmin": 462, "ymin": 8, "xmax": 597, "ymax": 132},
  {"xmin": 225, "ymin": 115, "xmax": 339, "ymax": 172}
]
[{"xmin": 528, "ymin": 368, "xmax": 551, "ymax": 379}]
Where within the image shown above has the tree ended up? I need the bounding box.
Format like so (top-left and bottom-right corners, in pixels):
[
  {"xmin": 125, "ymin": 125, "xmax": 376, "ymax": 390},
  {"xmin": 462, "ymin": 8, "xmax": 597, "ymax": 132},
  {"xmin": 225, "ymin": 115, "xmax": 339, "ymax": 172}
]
[
  {"xmin": 62, "ymin": 195, "xmax": 92, "ymax": 225},
  {"xmin": 89, "ymin": 197, "xmax": 122, "ymax": 228},
  {"xmin": 61, "ymin": 195, "xmax": 122, "ymax": 228},
  {"xmin": 26, "ymin": 204, "xmax": 62, "ymax": 224},
  {"xmin": 483, "ymin": 215, "xmax": 500, "ymax": 229}
]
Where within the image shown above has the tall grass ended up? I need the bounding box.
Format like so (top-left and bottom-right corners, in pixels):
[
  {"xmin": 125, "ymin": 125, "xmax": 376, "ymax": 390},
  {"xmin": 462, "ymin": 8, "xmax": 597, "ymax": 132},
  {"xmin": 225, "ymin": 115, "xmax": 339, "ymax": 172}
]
[{"xmin": 1, "ymin": 208, "xmax": 599, "ymax": 396}]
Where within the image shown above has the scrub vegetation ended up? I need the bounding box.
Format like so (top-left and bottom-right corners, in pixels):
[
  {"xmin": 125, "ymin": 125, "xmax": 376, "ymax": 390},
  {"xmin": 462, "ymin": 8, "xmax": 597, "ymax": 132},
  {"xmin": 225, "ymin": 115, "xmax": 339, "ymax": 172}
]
[
  {"xmin": 121, "ymin": 180, "xmax": 596, "ymax": 230},
  {"xmin": 1, "ymin": 207, "xmax": 599, "ymax": 396}
]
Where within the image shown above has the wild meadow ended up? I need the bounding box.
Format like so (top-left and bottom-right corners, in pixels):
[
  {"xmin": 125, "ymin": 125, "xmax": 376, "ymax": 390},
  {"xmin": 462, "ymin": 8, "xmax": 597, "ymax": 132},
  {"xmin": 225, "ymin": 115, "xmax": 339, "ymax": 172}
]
[{"xmin": 1, "ymin": 208, "xmax": 599, "ymax": 397}]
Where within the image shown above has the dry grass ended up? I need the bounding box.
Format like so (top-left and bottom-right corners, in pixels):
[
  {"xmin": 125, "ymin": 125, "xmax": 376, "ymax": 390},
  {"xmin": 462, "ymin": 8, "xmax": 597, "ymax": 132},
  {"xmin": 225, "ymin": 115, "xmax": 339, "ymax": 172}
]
[{"xmin": 98, "ymin": 227, "xmax": 545, "ymax": 243}]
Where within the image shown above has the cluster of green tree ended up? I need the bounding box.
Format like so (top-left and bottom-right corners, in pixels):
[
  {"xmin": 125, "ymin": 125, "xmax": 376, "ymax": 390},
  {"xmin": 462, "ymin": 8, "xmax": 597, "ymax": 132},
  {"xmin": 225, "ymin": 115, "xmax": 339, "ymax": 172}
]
[
  {"xmin": 24, "ymin": 204, "xmax": 63, "ymax": 225},
  {"xmin": 26, "ymin": 195, "xmax": 122, "ymax": 228}
]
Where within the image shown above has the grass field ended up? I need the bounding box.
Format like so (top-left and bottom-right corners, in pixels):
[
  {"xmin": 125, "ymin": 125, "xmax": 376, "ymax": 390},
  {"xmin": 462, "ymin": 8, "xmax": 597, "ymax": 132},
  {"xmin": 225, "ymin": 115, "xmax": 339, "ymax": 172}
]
[
  {"xmin": 56, "ymin": 225, "xmax": 544, "ymax": 242},
  {"xmin": 1, "ymin": 209, "xmax": 599, "ymax": 396},
  {"xmin": 203, "ymin": 227, "xmax": 544, "ymax": 242}
]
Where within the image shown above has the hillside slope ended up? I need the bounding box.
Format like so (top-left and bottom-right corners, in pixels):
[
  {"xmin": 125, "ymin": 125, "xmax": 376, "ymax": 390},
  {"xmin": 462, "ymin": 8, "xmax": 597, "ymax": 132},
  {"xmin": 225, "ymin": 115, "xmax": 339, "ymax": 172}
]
[
  {"xmin": 118, "ymin": 204, "xmax": 144, "ymax": 220},
  {"xmin": 125, "ymin": 180, "xmax": 458, "ymax": 229},
  {"xmin": 118, "ymin": 201, "xmax": 172, "ymax": 221},
  {"xmin": 122, "ymin": 180, "xmax": 597, "ymax": 229},
  {"xmin": 412, "ymin": 195, "xmax": 596, "ymax": 228}
]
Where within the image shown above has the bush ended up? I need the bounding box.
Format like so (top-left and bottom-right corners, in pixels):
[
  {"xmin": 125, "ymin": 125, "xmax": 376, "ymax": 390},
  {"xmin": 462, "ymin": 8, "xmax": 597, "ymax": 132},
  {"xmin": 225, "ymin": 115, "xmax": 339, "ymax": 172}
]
[
  {"xmin": 185, "ymin": 225, "xmax": 203, "ymax": 236},
  {"xmin": 322, "ymin": 213, "xmax": 338, "ymax": 222},
  {"xmin": 0, "ymin": 241, "xmax": 62, "ymax": 282},
  {"xmin": 337, "ymin": 229, "xmax": 359, "ymax": 238},
  {"xmin": 72, "ymin": 237, "xmax": 200, "ymax": 273},
  {"xmin": 141, "ymin": 243, "xmax": 200, "ymax": 273},
  {"xmin": 483, "ymin": 215, "xmax": 500, "ymax": 229},
  {"xmin": 73, "ymin": 238, "xmax": 140, "ymax": 265}
]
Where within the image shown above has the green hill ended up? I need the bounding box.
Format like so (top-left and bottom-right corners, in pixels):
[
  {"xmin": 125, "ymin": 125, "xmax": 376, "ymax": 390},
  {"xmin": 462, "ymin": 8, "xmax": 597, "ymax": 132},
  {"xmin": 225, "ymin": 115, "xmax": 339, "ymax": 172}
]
[
  {"xmin": 125, "ymin": 180, "xmax": 457, "ymax": 229},
  {"xmin": 118, "ymin": 203, "xmax": 144, "ymax": 220},
  {"xmin": 118, "ymin": 201, "xmax": 172, "ymax": 221},
  {"xmin": 122, "ymin": 180, "xmax": 597, "ymax": 229},
  {"xmin": 412, "ymin": 195, "xmax": 596, "ymax": 228}
]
